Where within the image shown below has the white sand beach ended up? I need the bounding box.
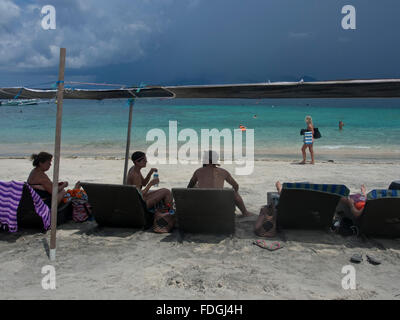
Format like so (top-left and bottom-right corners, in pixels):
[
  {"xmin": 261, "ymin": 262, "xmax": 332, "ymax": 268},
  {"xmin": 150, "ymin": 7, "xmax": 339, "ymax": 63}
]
[{"xmin": 1, "ymin": 157, "xmax": 400, "ymax": 300}]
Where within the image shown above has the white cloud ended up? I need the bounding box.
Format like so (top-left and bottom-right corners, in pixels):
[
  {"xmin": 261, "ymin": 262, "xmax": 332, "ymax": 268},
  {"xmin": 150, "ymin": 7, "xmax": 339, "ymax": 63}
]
[{"xmin": 0, "ymin": 0, "xmax": 20, "ymax": 24}]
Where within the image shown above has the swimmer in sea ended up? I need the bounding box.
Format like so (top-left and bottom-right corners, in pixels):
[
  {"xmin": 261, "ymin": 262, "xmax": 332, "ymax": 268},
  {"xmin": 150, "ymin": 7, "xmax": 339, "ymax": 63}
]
[{"xmin": 339, "ymin": 121, "xmax": 344, "ymax": 130}]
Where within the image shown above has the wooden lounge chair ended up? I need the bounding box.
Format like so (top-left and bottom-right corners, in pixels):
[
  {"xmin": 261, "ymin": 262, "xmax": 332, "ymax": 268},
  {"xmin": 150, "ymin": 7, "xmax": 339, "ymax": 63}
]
[
  {"xmin": 80, "ymin": 182, "xmax": 152, "ymax": 228},
  {"xmin": 358, "ymin": 189, "xmax": 400, "ymax": 238},
  {"xmin": 277, "ymin": 182, "xmax": 350, "ymax": 229},
  {"xmin": 172, "ymin": 188, "xmax": 235, "ymax": 234},
  {"xmin": 17, "ymin": 184, "xmax": 72, "ymax": 230}
]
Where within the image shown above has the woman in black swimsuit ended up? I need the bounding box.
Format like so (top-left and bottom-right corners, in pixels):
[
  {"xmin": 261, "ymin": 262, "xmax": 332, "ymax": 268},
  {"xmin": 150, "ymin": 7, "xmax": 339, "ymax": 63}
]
[{"xmin": 27, "ymin": 152, "xmax": 69, "ymax": 207}]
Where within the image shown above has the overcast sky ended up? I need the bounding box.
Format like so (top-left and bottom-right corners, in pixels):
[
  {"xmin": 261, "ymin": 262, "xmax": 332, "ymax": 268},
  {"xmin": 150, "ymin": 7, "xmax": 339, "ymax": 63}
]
[{"xmin": 1, "ymin": 0, "xmax": 399, "ymax": 87}]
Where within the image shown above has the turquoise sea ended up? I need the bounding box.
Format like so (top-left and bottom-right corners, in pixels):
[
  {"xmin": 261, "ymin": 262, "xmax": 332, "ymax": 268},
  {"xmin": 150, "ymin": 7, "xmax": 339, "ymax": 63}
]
[{"xmin": 0, "ymin": 98, "xmax": 400, "ymax": 161}]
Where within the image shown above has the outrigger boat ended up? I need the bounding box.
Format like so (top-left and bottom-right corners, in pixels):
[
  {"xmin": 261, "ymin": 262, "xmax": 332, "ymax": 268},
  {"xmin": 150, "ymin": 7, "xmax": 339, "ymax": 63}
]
[{"xmin": 0, "ymin": 99, "xmax": 52, "ymax": 107}]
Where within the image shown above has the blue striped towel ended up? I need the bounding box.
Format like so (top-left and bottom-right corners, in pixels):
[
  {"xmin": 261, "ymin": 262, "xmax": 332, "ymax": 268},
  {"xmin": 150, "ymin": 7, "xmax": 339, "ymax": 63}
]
[
  {"xmin": 304, "ymin": 131, "xmax": 313, "ymax": 144},
  {"xmin": 283, "ymin": 183, "xmax": 350, "ymax": 197},
  {"xmin": 367, "ymin": 189, "xmax": 400, "ymax": 200}
]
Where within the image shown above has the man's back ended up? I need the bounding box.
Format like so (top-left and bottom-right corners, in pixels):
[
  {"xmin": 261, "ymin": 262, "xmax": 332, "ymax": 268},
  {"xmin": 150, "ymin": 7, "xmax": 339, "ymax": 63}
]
[{"xmin": 193, "ymin": 166, "xmax": 231, "ymax": 189}]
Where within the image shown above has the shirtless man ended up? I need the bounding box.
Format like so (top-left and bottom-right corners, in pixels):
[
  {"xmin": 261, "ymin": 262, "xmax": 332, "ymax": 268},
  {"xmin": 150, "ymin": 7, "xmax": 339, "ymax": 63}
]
[
  {"xmin": 187, "ymin": 151, "xmax": 252, "ymax": 217},
  {"xmin": 127, "ymin": 151, "xmax": 173, "ymax": 209}
]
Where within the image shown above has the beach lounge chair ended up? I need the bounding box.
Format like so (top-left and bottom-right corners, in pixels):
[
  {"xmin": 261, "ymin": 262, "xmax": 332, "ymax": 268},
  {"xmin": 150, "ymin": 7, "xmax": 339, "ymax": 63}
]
[
  {"xmin": 80, "ymin": 182, "xmax": 152, "ymax": 228},
  {"xmin": 276, "ymin": 182, "xmax": 350, "ymax": 229},
  {"xmin": 358, "ymin": 189, "xmax": 400, "ymax": 238},
  {"xmin": 389, "ymin": 180, "xmax": 400, "ymax": 190},
  {"xmin": 17, "ymin": 183, "xmax": 72, "ymax": 230},
  {"xmin": 172, "ymin": 188, "xmax": 235, "ymax": 234}
]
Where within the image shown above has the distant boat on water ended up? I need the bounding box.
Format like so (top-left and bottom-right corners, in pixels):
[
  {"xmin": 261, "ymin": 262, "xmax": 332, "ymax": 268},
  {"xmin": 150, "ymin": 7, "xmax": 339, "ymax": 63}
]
[{"xmin": 0, "ymin": 99, "xmax": 53, "ymax": 107}]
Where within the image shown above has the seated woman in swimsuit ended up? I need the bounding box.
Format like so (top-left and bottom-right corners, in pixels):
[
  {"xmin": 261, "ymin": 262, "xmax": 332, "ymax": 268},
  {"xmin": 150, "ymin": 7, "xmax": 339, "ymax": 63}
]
[
  {"xmin": 27, "ymin": 152, "xmax": 72, "ymax": 208},
  {"xmin": 127, "ymin": 151, "xmax": 173, "ymax": 210}
]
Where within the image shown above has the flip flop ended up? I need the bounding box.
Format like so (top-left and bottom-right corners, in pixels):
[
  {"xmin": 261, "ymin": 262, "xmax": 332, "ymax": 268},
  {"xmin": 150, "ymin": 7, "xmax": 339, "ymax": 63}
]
[
  {"xmin": 350, "ymin": 253, "xmax": 363, "ymax": 263},
  {"xmin": 366, "ymin": 255, "xmax": 381, "ymax": 265},
  {"xmin": 253, "ymin": 240, "xmax": 283, "ymax": 251}
]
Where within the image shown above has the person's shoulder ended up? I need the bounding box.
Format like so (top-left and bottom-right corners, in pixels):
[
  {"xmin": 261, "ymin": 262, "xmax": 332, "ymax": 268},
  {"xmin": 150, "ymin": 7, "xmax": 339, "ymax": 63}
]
[
  {"xmin": 34, "ymin": 171, "xmax": 50, "ymax": 183},
  {"xmin": 217, "ymin": 167, "xmax": 231, "ymax": 176},
  {"xmin": 128, "ymin": 166, "xmax": 138, "ymax": 175}
]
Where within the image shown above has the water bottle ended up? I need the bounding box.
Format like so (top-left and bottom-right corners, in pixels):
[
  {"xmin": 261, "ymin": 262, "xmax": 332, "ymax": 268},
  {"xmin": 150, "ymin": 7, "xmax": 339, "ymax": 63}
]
[{"xmin": 153, "ymin": 170, "xmax": 159, "ymax": 187}]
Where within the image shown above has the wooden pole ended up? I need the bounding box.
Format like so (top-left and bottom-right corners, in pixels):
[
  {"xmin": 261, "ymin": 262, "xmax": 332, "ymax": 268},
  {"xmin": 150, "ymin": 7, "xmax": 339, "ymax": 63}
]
[
  {"xmin": 49, "ymin": 48, "xmax": 66, "ymax": 261},
  {"xmin": 123, "ymin": 99, "xmax": 134, "ymax": 184}
]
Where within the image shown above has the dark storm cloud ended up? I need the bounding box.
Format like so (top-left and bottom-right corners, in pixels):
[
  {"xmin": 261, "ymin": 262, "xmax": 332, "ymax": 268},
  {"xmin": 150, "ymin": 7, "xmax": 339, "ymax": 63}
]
[{"xmin": 0, "ymin": 0, "xmax": 399, "ymax": 86}]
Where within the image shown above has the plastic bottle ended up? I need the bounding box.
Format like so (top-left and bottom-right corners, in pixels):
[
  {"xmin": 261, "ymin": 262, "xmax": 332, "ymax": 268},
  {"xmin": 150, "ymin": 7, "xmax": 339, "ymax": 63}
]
[{"xmin": 153, "ymin": 170, "xmax": 159, "ymax": 187}]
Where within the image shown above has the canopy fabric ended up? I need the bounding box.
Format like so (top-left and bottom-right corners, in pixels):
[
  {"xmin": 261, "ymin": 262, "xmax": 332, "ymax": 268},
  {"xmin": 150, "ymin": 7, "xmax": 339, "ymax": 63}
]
[{"xmin": 1, "ymin": 79, "xmax": 400, "ymax": 100}]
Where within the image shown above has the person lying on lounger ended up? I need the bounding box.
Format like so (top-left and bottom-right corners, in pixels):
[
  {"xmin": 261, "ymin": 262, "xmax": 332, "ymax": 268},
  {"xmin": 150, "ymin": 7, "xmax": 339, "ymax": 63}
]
[
  {"xmin": 339, "ymin": 184, "xmax": 367, "ymax": 218},
  {"xmin": 127, "ymin": 151, "xmax": 173, "ymax": 210},
  {"xmin": 27, "ymin": 152, "xmax": 77, "ymax": 208},
  {"xmin": 187, "ymin": 150, "xmax": 253, "ymax": 217}
]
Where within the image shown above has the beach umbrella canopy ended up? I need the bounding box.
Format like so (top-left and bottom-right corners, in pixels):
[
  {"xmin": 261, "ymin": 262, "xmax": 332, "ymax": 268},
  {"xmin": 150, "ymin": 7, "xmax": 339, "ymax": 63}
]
[{"xmin": 1, "ymin": 78, "xmax": 400, "ymax": 100}]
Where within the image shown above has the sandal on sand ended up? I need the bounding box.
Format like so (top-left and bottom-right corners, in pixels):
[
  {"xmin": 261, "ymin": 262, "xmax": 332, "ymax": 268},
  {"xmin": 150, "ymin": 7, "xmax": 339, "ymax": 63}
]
[
  {"xmin": 253, "ymin": 240, "xmax": 283, "ymax": 251},
  {"xmin": 350, "ymin": 253, "xmax": 363, "ymax": 263},
  {"xmin": 366, "ymin": 255, "xmax": 381, "ymax": 265}
]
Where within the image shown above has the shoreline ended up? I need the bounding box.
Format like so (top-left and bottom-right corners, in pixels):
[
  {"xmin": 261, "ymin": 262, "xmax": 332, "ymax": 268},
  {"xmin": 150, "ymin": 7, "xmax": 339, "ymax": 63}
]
[{"xmin": 1, "ymin": 153, "xmax": 399, "ymax": 165}]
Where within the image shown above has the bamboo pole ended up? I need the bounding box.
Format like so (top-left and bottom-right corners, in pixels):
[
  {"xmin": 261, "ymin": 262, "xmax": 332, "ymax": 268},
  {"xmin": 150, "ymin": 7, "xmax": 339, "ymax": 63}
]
[
  {"xmin": 49, "ymin": 48, "xmax": 66, "ymax": 261},
  {"xmin": 123, "ymin": 99, "xmax": 134, "ymax": 184}
]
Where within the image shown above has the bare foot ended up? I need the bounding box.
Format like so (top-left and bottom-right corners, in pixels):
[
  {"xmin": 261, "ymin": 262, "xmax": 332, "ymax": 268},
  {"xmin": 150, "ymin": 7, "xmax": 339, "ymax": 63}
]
[
  {"xmin": 310, "ymin": 161, "xmax": 315, "ymax": 165},
  {"xmin": 299, "ymin": 161, "xmax": 306, "ymax": 165},
  {"xmin": 360, "ymin": 184, "xmax": 366, "ymax": 197},
  {"xmin": 275, "ymin": 181, "xmax": 282, "ymax": 194}
]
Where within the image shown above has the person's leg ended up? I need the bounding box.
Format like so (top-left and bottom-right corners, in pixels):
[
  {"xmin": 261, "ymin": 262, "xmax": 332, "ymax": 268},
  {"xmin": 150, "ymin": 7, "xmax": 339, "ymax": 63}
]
[
  {"xmin": 145, "ymin": 188, "xmax": 173, "ymax": 209},
  {"xmin": 360, "ymin": 184, "xmax": 367, "ymax": 197},
  {"xmin": 254, "ymin": 205, "xmax": 270, "ymax": 233},
  {"xmin": 340, "ymin": 197, "xmax": 363, "ymax": 218},
  {"xmin": 234, "ymin": 191, "xmax": 252, "ymax": 216},
  {"xmin": 300, "ymin": 144, "xmax": 307, "ymax": 164},
  {"xmin": 57, "ymin": 189, "xmax": 67, "ymax": 204},
  {"xmin": 309, "ymin": 144, "xmax": 315, "ymax": 164},
  {"xmin": 254, "ymin": 204, "xmax": 276, "ymax": 236}
]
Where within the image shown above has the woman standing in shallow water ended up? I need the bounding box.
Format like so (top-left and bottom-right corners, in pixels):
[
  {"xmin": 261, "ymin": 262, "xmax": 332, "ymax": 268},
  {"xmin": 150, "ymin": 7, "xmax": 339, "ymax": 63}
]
[{"xmin": 300, "ymin": 115, "xmax": 315, "ymax": 164}]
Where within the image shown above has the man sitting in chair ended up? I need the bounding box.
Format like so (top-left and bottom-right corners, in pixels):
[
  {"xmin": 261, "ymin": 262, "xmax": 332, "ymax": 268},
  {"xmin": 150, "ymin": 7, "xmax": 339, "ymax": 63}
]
[
  {"xmin": 127, "ymin": 151, "xmax": 173, "ymax": 211},
  {"xmin": 187, "ymin": 150, "xmax": 253, "ymax": 217}
]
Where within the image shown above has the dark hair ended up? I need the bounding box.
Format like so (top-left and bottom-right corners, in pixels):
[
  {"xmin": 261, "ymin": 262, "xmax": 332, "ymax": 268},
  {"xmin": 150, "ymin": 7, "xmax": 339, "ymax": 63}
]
[
  {"xmin": 131, "ymin": 151, "xmax": 145, "ymax": 163},
  {"xmin": 31, "ymin": 152, "xmax": 53, "ymax": 167}
]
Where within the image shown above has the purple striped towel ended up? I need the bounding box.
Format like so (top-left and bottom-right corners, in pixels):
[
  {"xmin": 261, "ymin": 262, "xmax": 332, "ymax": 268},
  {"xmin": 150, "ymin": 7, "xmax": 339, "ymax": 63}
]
[{"xmin": 0, "ymin": 181, "xmax": 50, "ymax": 232}]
